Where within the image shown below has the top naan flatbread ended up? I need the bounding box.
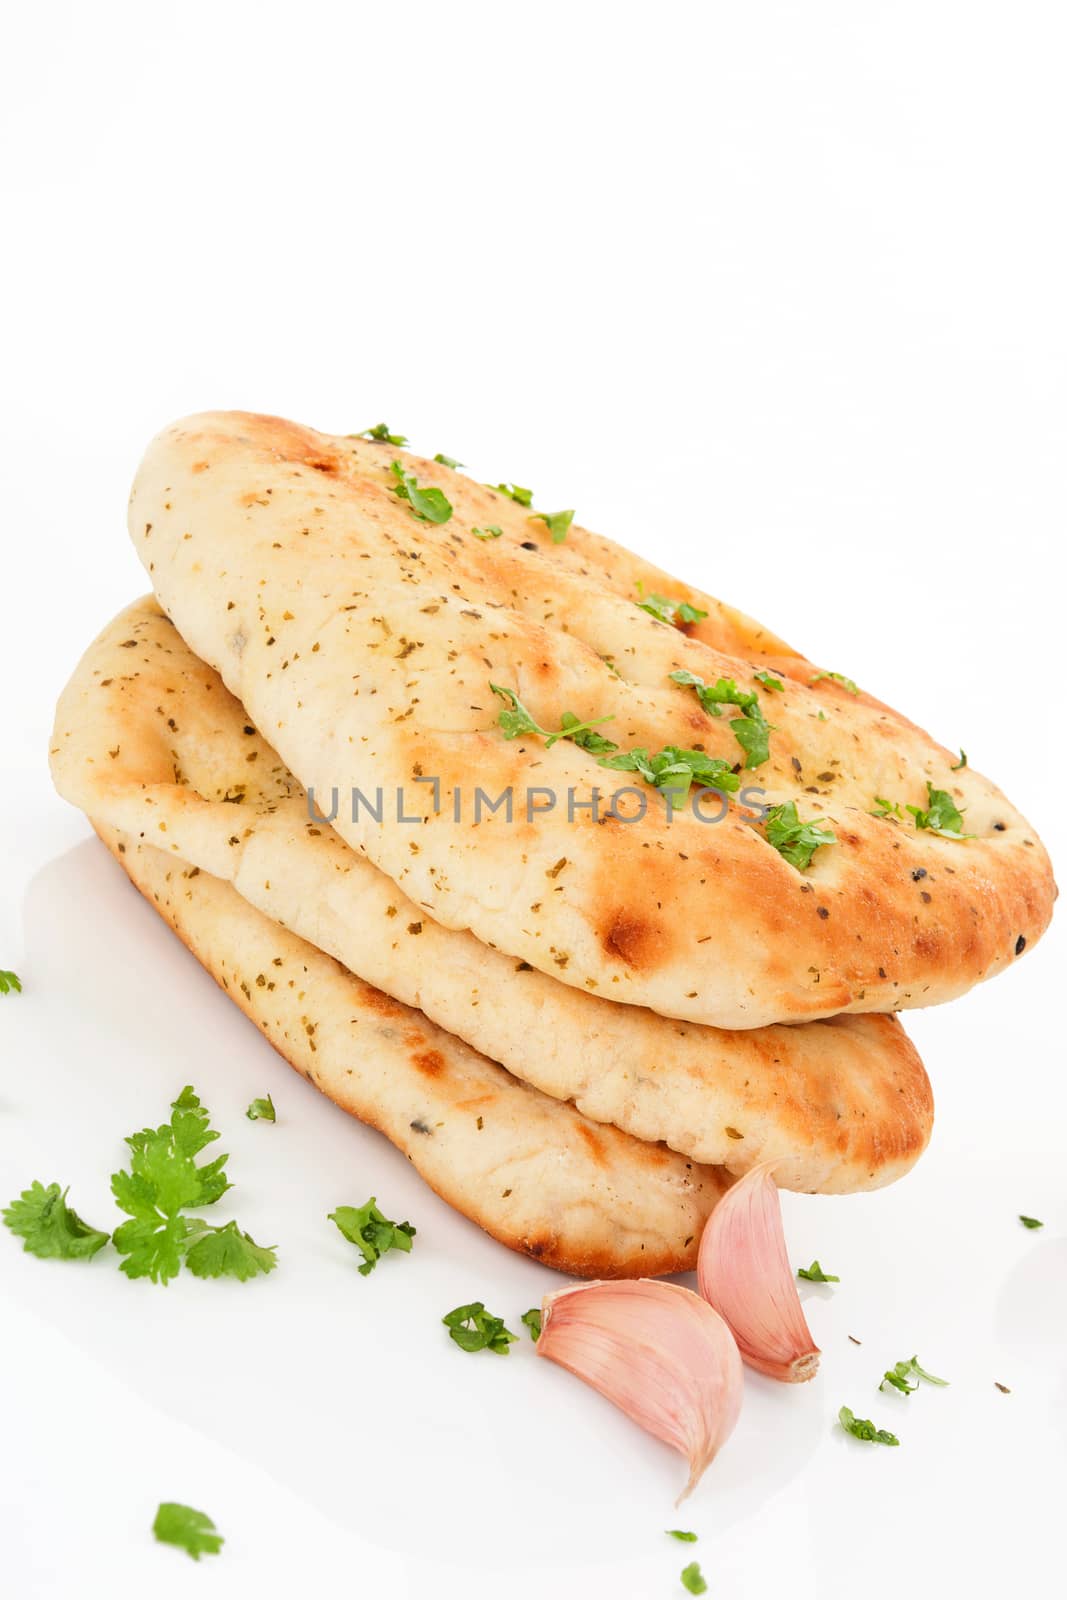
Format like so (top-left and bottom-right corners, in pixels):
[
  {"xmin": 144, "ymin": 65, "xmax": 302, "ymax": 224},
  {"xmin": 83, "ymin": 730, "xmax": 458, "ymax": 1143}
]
[{"xmin": 128, "ymin": 412, "xmax": 1055, "ymax": 1028}]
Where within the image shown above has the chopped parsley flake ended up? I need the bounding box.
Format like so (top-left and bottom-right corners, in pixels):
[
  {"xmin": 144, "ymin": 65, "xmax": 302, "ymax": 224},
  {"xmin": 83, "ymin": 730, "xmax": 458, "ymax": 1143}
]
[
  {"xmin": 680, "ymin": 1561, "xmax": 708, "ymax": 1594},
  {"xmin": 490, "ymin": 683, "xmax": 615, "ymax": 749},
  {"xmin": 1019, "ymin": 1215, "xmax": 1044, "ymax": 1230},
  {"xmin": 951, "ymin": 749, "xmax": 968, "ymax": 770},
  {"xmin": 433, "ymin": 452, "xmax": 462, "ymax": 468},
  {"xmin": 670, "ymin": 670, "xmax": 773, "ymax": 768},
  {"xmin": 245, "ymin": 1095, "xmax": 275, "ymax": 1123},
  {"xmin": 329, "ymin": 1198, "xmax": 415, "ymax": 1275},
  {"xmin": 443, "ymin": 1301, "xmax": 517, "ymax": 1354},
  {"xmin": 598, "ymin": 744, "xmax": 740, "ymax": 803},
  {"xmin": 389, "ymin": 459, "xmax": 453, "ymax": 524},
  {"xmin": 489, "ymin": 482, "xmax": 534, "ymax": 506},
  {"xmin": 152, "ymin": 1502, "xmax": 224, "ymax": 1560},
  {"xmin": 871, "ymin": 796, "xmax": 903, "ymax": 818},
  {"xmin": 521, "ymin": 1307, "xmax": 542, "ymax": 1341},
  {"xmin": 0, "ymin": 969, "xmax": 21, "ymax": 995},
  {"xmin": 472, "ymin": 525, "xmax": 504, "ymax": 541},
  {"xmin": 668, "ymin": 1529, "xmax": 698, "ymax": 1542},
  {"xmin": 838, "ymin": 1406, "xmax": 899, "ymax": 1446},
  {"xmin": 907, "ymin": 783, "xmax": 974, "ymax": 840},
  {"xmin": 358, "ymin": 423, "xmax": 408, "ymax": 446},
  {"xmin": 797, "ymin": 1259, "xmax": 839, "ymax": 1283},
  {"xmin": 811, "ymin": 670, "xmax": 859, "ymax": 695},
  {"xmin": 755, "ymin": 670, "xmax": 784, "ymax": 692},
  {"xmin": 531, "ymin": 509, "xmax": 574, "ymax": 543},
  {"xmin": 764, "ymin": 802, "xmax": 836, "ymax": 870},
  {"xmin": 880, "ymin": 1355, "xmax": 948, "ymax": 1396},
  {"xmin": 3, "ymin": 1181, "xmax": 110, "ymax": 1261},
  {"xmin": 635, "ymin": 584, "xmax": 708, "ymax": 627}
]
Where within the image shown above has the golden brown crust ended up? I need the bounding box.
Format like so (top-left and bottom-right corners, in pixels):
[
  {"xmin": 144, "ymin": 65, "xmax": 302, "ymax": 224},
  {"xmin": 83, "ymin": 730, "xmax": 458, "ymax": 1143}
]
[
  {"xmin": 51, "ymin": 598, "xmax": 934, "ymax": 1193},
  {"xmin": 92, "ymin": 822, "xmax": 728, "ymax": 1278}
]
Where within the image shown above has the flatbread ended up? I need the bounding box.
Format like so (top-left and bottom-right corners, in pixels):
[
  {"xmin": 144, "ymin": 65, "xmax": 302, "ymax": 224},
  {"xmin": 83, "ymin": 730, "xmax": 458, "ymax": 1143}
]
[
  {"xmin": 126, "ymin": 412, "xmax": 1055, "ymax": 1028},
  {"xmin": 51, "ymin": 598, "xmax": 933, "ymax": 1194},
  {"xmin": 91, "ymin": 823, "xmax": 727, "ymax": 1277}
]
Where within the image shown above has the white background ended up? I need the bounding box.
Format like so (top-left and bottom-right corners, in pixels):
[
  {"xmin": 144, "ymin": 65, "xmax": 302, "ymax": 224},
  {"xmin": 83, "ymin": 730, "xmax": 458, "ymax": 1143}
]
[{"xmin": 2, "ymin": 5, "xmax": 1065, "ymax": 1597}]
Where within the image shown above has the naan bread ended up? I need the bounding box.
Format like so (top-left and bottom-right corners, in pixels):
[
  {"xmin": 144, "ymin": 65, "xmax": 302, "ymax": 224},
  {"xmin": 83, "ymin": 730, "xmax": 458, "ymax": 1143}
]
[
  {"xmin": 90, "ymin": 824, "xmax": 726, "ymax": 1277},
  {"xmin": 51, "ymin": 599, "xmax": 933, "ymax": 1193},
  {"xmin": 126, "ymin": 413, "xmax": 1054, "ymax": 1028}
]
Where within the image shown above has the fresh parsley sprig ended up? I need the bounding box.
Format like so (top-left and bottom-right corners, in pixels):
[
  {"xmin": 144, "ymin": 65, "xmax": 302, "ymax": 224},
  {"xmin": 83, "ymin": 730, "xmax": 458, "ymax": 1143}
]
[
  {"xmin": 0, "ymin": 968, "xmax": 22, "ymax": 995},
  {"xmin": 838, "ymin": 1406, "xmax": 899, "ymax": 1446},
  {"xmin": 443, "ymin": 1301, "xmax": 517, "ymax": 1354},
  {"xmin": 153, "ymin": 1502, "xmax": 224, "ymax": 1560},
  {"xmin": 670, "ymin": 670, "xmax": 773, "ymax": 768},
  {"xmin": 879, "ymin": 1355, "xmax": 948, "ymax": 1396},
  {"xmin": 389, "ymin": 459, "xmax": 453, "ymax": 524},
  {"xmin": 329, "ymin": 1198, "xmax": 415, "ymax": 1276},
  {"xmin": 3, "ymin": 1181, "xmax": 110, "ymax": 1261},
  {"xmin": 763, "ymin": 802, "xmax": 836, "ymax": 870}
]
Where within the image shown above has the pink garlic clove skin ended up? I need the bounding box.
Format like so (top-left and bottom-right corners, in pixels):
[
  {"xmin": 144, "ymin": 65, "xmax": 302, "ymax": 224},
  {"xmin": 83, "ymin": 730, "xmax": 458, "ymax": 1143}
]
[
  {"xmin": 537, "ymin": 1278, "xmax": 743, "ymax": 1501},
  {"xmin": 697, "ymin": 1161, "xmax": 820, "ymax": 1383}
]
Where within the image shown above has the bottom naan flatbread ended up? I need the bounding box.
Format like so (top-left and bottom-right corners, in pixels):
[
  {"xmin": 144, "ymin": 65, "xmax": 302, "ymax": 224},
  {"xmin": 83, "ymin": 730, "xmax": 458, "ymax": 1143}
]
[
  {"xmin": 51, "ymin": 600, "xmax": 934, "ymax": 1193},
  {"xmin": 93, "ymin": 824, "xmax": 727, "ymax": 1277}
]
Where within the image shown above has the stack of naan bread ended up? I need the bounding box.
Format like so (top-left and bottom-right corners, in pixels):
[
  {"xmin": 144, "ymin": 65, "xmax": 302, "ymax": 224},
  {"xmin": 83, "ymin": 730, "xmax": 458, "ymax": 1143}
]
[{"xmin": 50, "ymin": 413, "xmax": 1055, "ymax": 1276}]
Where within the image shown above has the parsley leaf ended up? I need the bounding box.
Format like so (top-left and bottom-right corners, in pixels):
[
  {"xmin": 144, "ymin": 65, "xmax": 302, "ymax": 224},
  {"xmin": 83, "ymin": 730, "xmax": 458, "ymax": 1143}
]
[
  {"xmin": 531, "ymin": 509, "xmax": 574, "ymax": 544},
  {"xmin": 472, "ymin": 525, "xmax": 504, "ymax": 541},
  {"xmin": 489, "ymin": 482, "xmax": 533, "ymax": 507},
  {"xmin": 357, "ymin": 423, "xmax": 408, "ymax": 447},
  {"xmin": 635, "ymin": 584, "xmax": 708, "ymax": 627},
  {"xmin": 755, "ymin": 670, "xmax": 784, "ymax": 692},
  {"xmin": 764, "ymin": 802, "xmax": 836, "ymax": 870},
  {"xmin": 3, "ymin": 1181, "xmax": 110, "ymax": 1261},
  {"xmin": 184, "ymin": 1220, "xmax": 276, "ymax": 1281},
  {"xmin": 433, "ymin": 452, "xmax": 462, "ymax": 468},
  {"xmin": 598, "ymin": 745, "xmax": 741, "ymax": 802},
  {"xmin": 680, "ymin": 1561, "xmax": 708, "ymax": 1594},
  {"xmin": 797, "ymin": 1259, "xmax": 839, "ymax": 1283},
  {"xmin": 490, "ymin": 683, "xmax": 616, "ymax": 749},
  {"xmin": 838, "ymin": 1406, "xmax": 899, "ymax": 1446},
  {"xmin": 443, "ymin": 1301, "xmax": 517, "ymax": 1354},
  {"xmin": 668, "ymin": 1530, "xmax": 698, "ymax": 1542},
  {"xmin": 329, "ymin": 1198, "xmax": 415, "ymax": 1276},
  {"xmin": 871, "ymin": 795, "xmax": 903, "ymax": 818},
  {"xmin": 811, "ymin": 670, "xmax": 860, "ymax": 695},
  {"xmin": 152, "ymin": 1502, "xmax": 224, "ymax": 1560},
  {"xmin": 1019, "ymin": 1214, "xmax": 1044, "ymax": 1230},
  {"xmin": 951, "ymin": 749, "xmax": 967, "ymax": 770},
  {"xmin": 389, "ymin": 459, "xmax": 453, "ymax": 524},
  {"xmin": 880, "ymin": 1355, "xmax": 948, "ymax": 1396},
  {"xmin": 0, "ymin": 968, "xmax": 21, "ymax": 995},
  {"xmin": 245, "ymin": 1095, "xmax": 275, "ymax": 1123},
  {"xmin": 906, "ymin": 782, "xmax": 974, "ymax": 841},
  {"xmin": 669, "ymin": 670, "xmax": 773, "ymax": 768},
  {"xmin": 521, "ymin": 1307, "xmax": 542, "ymax": 1341}
]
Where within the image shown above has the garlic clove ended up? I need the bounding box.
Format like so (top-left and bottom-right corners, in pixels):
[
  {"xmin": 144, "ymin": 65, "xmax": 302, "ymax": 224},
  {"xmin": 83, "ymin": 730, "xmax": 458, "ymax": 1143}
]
[
  {"xmin": 697, "ymin": 1161, "xmax": 820, "ymax": 1382},
  {"xmin": 537, "ymin": 1278, "xmax": 743, "ymax": 1500}
]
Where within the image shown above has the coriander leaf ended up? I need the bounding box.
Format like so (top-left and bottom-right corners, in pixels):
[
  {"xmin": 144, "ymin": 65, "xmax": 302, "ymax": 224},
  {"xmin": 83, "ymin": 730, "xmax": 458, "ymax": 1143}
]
[
  {"xmin": 152, "ymin": 1502, "xmax": 224, "ymax": 1560},
  {"xmin": 763, "ymin": 802, "xmax": 836, "ymax": 870},
  {"xmin": 755, "ymin": 670, "xmax": 784, "ymax": 692},
  {"xmin": 558, "ymin": 711, "xmax": 619, "ymax": 754},
  {"xmin": 636, "ymin": 586, "xmax": 708, "ymax": 627},
  {"xmin": 245, "ymin": 1095, "xmax": 275, "ymax": 1123},
  {"xmin": 433, "ymin": 452, "xmax": 462, "ymax": 468},
  {"xmin": 730, "ymin": 709, "xmax": 772, "ymax": 768},
  {"xmin": 597, "ymin": 745, "xmax": 741, "ymax": 801},
  {"xmin": 669, "ymin": 670, "xmax": 773, "ymax": 768},
  {"xmin": 667, "ymin": 1529, "xmax": 698, "ymax": 1542},
  {"xmin": 112, "ymin": 1213, "xmax": 189, "ymax": 1284},
  {"xmin": 472, "ymin": 525, "xmax": 504, "ymax": 541},
  {"xmin": 871, "ymin": 795, "xmax": 903, "ymax": 818},
  {"xmin": 329, "ymin": 1198, "xmax": 416, "ymax": 1276},
  {"xmin": 357, "ymin": 423, "xmax": 408, "ymax": 447},
  {"xmin": 389, "ymin": 459, "xmax": 453, "ymax": 524},
  {"xmin": 811, "ymin": 670, "xmax": 860, "ymax": 695},
  {"xmin": 531, "ymin": 509, "xmax": 574, "ymax": 544},
  {"xmin": 489, "ymin": 482, "xmax": 533, "ymax": 506},
  {"xmin": 838, "ymin": 1406, "xmax": 899, "ymax": 1446},
  {"xmin": 3, "ymin": 1181, "xmax": 110, "ymax": 1261},
  {"xmin": 680, "ymin": 1561, "xmax": 708, "ymax": 1594},
  {"xmin": 490, "ymin": 684, "xmax": 615, "ymax": 750},
  {"xmin": 185, "ymin": 1219, "xmax": 277, "ymax": 1281},
  {"xmin": 443, "ymin": 1301, "xmax": 517, "ymax": 1354},
  {"xmin": 0, "ymin": 968, "xmax": 22, "ymax": 995},
  {"xmin": 906, "ymin": 782, "xmax": 974, "ymax": 841},
  {"xmin": 951, "ymin": 749, "xmax": 968, "ymax": 770},
  {"xmin": 521, "ymin": 1307, "xmax": 542, "ymax": 1341},
  {"xmin": 1019, "ymin": 1214, "xmax": 1044, "ymax": 1230},
  {"xmin": 797, "ymin": 1259, "xmax": 839, "ymax": 1283}
]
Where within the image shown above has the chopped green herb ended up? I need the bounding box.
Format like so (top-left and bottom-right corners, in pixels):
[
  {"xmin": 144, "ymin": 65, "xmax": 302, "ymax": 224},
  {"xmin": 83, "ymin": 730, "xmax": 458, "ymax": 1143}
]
[
  {"xmin": 0, "ymin": 969, "xmax": 21, "ymax": 995},
  {"xmin": 906, "ymin": 782, "xmax": 974, "ymax": 841},
  {"xmin": 489, "ymin": 482, "xmax": 534, "ymax": 507},
  {"xmin": 797, "ymin": 1259, "xmax": 839, "ymax": 1283},
  {"xmin": 597, "ymin": 745, "xmax": 741, "ymax": 803},
  {"xmin": 680, "ymin": 1561, "xmax": 708, "ymax": 1594},
  {"xmin": 245, "ymin": 1095, "xmax": 275, "ymax": 1123},
  {"xmin": 152, "ymin": 1502, "xmax": 224, "ymax": 1560},
  {"xmin": 472, "ymin": 525, "xmax": 504, "ymax": 541},
  {"xmin": 490, "ymin": 683, "xmax": 615, "ymax": 749},
  {"xmin": 667, "ymin": 1529, "xmax": 698, "ymax": 1542},
  {"xmin": 755, "ymin": 670, "xmax": 785, "ymax": 692},
  {"xmin": 3, "ymin": 1181, "xmax": 110, "ymax": 1261},
  {"xmin": 880, "ymin": 1355, "xmax": 948, "ymax": 1396},
  {"xmin": 389, "ymin": 459, "xmax": 453, "ymax": 524},
  {"xmin": 357, "ymin": 423, "xmax": 408, "ymax": 447},
  {"xmin": 1019, "ymin": 1215, "xmax": 1044, "ymax": 1230},
  {"xmin": 838, "ymin": 1406, "xmax": 899, "ymax": 1446},
  {"xmin": 531, "ymin": 509, "xmax": 574, "ymax": 544},
  {"xmin": 871, "ymin": 796, "xmax": 903, "ymax": 818},
  {"xmin": 811, "ymin": 670, "xmax": 859, "ymax": 695},
  {"xmin": 764, "ymin": 802, "xmax": 836, "ymax": 870},
  {"xmin": 443, "ymin": 1301, "xmax": 517, "ymax": 1354},
  {"xmin": 433, "ymin": 452, "xmax": 462, "ymax": 468},
  {"xmin": 110, "ymin": 1086, "xmax": 274, "ymax": 1285},
  {"xmin": 951, "ymin": 749, "xmax": 968, "ymax": 770},
  {"xmin": 329, "ymin": 1198, "xmax": 415, "ymax": 1276},
  {"xmin": 635, "ymin": 583, "xmax": 708, "ymax": 627},
  {"xmin": 669, "ymin": 670, "xmax": 773, "ymax": 768},
  {"xmin": 521, "ymin": 1307, "xmax": 542, "ymax": 1341}
]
